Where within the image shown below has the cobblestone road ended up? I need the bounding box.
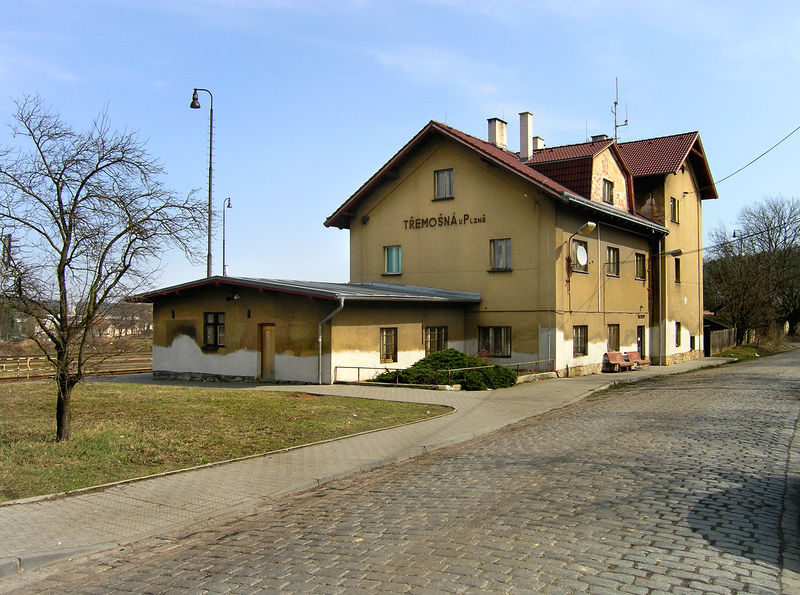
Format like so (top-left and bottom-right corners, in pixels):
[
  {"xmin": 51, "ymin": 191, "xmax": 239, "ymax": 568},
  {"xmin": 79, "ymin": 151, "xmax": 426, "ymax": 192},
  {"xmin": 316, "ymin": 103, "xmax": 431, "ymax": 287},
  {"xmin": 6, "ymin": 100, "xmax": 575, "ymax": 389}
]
[{"xmin": 5, "ymin": 352, "xmax": 800, "ymax": 594}]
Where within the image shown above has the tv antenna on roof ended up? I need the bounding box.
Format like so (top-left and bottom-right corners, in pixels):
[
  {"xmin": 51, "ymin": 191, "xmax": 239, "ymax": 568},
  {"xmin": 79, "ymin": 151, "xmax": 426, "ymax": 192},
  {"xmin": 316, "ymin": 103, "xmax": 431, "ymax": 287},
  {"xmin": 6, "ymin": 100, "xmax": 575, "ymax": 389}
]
[{"xmin": 612, "ymin": 77, "xmax": 628, "ymax": 142}]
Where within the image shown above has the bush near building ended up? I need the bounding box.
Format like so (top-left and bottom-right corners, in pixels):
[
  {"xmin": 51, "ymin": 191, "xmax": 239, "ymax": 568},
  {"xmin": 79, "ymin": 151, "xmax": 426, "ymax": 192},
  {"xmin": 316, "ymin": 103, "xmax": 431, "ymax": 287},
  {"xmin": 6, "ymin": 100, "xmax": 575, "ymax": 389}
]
[{"xmin": 372, "ymin": 348, "xmax": 517, "ymax": 390}]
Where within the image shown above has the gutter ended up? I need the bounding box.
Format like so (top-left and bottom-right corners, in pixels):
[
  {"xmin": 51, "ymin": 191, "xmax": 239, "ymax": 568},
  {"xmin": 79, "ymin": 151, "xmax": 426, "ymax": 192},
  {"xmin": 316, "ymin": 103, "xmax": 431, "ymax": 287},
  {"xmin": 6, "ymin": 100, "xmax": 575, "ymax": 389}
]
[{"xmin": 318, "ymin": 297, "xmax": 345, "ymax": 384}]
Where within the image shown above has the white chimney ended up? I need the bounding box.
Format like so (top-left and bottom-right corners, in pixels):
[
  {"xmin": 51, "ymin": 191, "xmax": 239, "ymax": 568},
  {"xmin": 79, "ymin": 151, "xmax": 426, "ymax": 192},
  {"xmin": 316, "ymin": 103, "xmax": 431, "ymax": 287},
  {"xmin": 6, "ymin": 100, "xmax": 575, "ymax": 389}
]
[
  {"xmin": 519, "ymin": 112, "xmax": 533, "ymax": 161},
  {"xmin": 532, "ymin": 136, "xmax": 545, "ymax": 150},
  {"xmin": 487, "ymin": 117, "xmax": 507, "ymax": 149}
]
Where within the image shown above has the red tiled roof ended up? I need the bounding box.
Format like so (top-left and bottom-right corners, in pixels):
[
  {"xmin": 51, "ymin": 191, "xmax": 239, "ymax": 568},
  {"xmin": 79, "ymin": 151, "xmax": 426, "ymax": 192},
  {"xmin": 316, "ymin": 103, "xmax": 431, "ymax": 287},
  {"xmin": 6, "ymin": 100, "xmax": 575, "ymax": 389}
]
[
  {"xmin": 528, "ymin": 158, "xmax": 594, "ymax": 199},
  {"xmin": 526, "ymin": 138, "xmax": 614, "ymax": 163},
  {"xmin": 325, "ymin": 121, "xmax": 573, "ymax": 229},
  {"xmin": 618, "ymin": 132, "xmax": 698, "ymax": 176},
  {"xmin": 619, "ymin": 132, "xmax": 718, "ymax": 199}
]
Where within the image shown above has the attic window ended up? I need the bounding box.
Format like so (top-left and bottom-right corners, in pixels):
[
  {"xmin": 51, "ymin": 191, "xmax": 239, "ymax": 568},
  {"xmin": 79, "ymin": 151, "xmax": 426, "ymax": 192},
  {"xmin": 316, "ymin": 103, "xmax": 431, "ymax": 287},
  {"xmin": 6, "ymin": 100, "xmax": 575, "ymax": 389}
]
[
  {"xmin": 602, "ymin": 179, "xmax": 614, "ymax": 204},
  {"xmin": 434, "ymin": 169, "xmax": 454, "ymax": 200}
]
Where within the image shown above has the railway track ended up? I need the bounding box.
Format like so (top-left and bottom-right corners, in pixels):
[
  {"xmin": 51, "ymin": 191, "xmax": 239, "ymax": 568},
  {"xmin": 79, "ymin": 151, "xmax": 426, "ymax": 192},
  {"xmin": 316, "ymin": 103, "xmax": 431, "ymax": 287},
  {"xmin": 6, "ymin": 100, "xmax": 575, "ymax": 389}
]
[{"xmin": 0, "ymin": 352, "xmax": 152, "ymax": 382}]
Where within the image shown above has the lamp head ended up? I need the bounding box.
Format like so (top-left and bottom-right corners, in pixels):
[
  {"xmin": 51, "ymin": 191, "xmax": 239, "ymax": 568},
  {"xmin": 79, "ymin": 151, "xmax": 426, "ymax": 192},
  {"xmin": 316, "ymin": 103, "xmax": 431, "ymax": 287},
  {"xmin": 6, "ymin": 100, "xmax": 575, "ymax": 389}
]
[
  {"xmin": 190, "ymin": 90, "xmax": 201, "ymax": 109},
  {"xmin": 578, "ymin": 221, "xmax": 596, "ymax": 235},
  {"xmin": 225, "ymin": 197, "xmax": 232, "ymax": 208}
]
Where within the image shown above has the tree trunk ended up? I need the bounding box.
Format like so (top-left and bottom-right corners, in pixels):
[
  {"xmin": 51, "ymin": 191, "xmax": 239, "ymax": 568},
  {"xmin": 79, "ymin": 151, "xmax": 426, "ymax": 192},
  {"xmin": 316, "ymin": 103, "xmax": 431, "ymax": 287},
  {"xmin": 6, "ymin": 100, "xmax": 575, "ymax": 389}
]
[{"xmin": 56, "ymin": 371, "xmax": 73, "ymax": 442}]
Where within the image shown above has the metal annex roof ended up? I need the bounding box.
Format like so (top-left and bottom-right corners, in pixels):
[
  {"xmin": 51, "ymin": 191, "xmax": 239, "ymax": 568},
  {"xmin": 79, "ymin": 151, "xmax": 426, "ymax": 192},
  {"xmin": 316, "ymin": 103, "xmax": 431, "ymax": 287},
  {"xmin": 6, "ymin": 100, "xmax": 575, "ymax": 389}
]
[{"xmin": 135, "ymin": 277, "xmax": 482, "ymax": 303}]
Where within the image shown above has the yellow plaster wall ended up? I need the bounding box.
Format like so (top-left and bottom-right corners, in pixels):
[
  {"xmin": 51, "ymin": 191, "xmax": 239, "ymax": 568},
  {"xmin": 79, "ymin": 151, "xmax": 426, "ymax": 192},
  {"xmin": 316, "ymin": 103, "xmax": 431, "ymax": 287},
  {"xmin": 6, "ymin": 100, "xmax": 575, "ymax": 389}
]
[
  {"xmin": 152, "ymin": 286, "xmax": 332, "ymax": 357},
  {"xmin": 661, "ymin": 164, "xmax": 704, "ymax": 356},
  {"xmin": 348, "ymin": 137, "xmax": 556, "ymax": 317}
]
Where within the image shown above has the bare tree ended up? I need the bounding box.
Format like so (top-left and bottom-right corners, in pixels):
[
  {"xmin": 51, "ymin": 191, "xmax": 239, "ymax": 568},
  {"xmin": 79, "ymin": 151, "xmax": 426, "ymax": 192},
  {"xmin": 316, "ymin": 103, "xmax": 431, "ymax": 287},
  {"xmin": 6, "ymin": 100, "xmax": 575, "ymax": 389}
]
[
  {"xmin": 705, "ymin": 196, "xmax": 800, "ymax": 341},
  {"xmin": 0, "ymin": 95, "xmax": 205, "ymax": 441}
]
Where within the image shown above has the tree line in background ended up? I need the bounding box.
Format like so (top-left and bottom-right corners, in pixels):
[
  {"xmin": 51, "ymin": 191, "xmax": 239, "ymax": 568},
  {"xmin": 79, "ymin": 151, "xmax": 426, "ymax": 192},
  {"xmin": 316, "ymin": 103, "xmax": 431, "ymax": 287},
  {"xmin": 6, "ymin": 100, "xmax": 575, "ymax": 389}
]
[{"xmin": 704, "ymin": 196, "xmax": 800, "ymax": 344}]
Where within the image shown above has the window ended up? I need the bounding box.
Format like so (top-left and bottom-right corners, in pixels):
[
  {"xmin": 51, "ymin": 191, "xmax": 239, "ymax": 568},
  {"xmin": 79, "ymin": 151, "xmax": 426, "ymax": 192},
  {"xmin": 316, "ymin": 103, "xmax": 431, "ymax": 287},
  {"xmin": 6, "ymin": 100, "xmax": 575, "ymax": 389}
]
[
  {"xmin": 490, "ymin": 238, "xmax": 512, "ymax": 271},
  {"xmin": 434, "ymin": 169, "xmax": 454, "ymax": 200},
  {"xmin": 690, "ymin": 335, "xmax": 696, "ymax": 351},
  {"xmin": 478, "ymin": 326, "xmax": 511, "ymax": 358},
  {"xmin": 607, "ymin": 324, "xmax": 620, "ymax": 351},
  {"xmin": 606, "ymin": 247, "xmax": 620, "ymax": 276},
  {"xmin": 380, "ymin": 327, "xmax": 398, "ymax": 363},
  {"xmin": 573, "ymin": 325, "xmax": 588, "ymax": 357},
  {"xmin": 674, "ymin": 257, "xmax": 681, "ymax": 283},
  {"xmin": 204, "ymin": 312, "xmax": 225, "ymax": 348},
  {"xmin": 425, "ymin": 326, "xmax": 448, "ymax": 356},
  {"xmin": 572, "ymin": 239, "xmax": 589, "ymax": 273},
  {"xmin": 384, "ymin": 245, "xmax": 402, "ymax": 275},
  {"xmin": 675, "ymin": 322, "xmax": 682, "ymax": 347},
  {"xmin": 602, "ymin": 179, "xmax": 614, "ymax": 204},
  {"xmin": 670, "ymin": 197, "xmax": 680, "ymax": 223},
  {"xmin": 635, "ymin": 253, "xmax": 647, "ymax": 280}
]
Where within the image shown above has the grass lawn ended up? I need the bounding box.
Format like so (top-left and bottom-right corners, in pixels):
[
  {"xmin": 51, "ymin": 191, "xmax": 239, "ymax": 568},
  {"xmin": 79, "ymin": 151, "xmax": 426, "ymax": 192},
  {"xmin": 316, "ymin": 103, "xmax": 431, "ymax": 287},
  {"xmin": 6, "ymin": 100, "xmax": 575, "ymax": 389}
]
[
  {"xmin": 0, "ymin": 381, "xmax": 451, "ymax": 502},
  {"xmin": 714, "ymin": 342, "xmax": 795, "ymax": 361}
]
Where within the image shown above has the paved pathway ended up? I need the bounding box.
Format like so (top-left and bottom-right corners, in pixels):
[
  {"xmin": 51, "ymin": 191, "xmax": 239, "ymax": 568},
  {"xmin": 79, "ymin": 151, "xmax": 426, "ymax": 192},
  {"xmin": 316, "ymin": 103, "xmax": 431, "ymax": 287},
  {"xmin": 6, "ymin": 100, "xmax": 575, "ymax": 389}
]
[{"xmin": 4, "ymin": 354, "xmax": 787, "ymax": 592}]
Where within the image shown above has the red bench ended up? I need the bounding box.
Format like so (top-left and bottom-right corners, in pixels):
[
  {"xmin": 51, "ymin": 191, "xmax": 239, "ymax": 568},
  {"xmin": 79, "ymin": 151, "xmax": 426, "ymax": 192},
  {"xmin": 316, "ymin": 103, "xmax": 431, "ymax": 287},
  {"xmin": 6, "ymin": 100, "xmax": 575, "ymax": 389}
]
[
  {"xmin": 625, "ymin": 351, "xmax": 651, "ymax": 369},
  {"xmin": 605, "ymin": 351, "xmax": 634, "ymax": 372}
]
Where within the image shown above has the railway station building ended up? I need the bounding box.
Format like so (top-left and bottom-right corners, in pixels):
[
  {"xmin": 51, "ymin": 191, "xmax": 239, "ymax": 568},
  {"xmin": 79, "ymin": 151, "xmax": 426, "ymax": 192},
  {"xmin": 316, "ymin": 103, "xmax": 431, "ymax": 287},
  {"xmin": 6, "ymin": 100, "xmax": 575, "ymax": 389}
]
[{"xmin": 138, "ymin": 113, "xmax": 717, "ymax": 383}]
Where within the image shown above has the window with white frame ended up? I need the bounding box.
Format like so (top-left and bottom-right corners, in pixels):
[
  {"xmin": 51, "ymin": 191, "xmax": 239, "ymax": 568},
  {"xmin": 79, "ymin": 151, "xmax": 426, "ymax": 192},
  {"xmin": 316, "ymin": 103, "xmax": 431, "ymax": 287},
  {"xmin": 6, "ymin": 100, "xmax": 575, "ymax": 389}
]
[
  {"xmin": 425, "ymin": 326, "xmax": 448, "ymax": 356},
  {"xmin": 490, "ymin": 238, "xmax": 512, "ymax": 271},
  {"xmin": 384, "ymin": 245, "xmax": 402, "ymax": 275},
  {"xmin": 434, "ymin": 169, "xmax": 454, "ymax": 200},
  {"xmin": 602, "ymin": 179, "xmax": 614, "ymax": 204},
  {"xmin": 607, "ymin": 246, "xmax": 620, "ymax": 276},
  {"xmin": 380, "ymin": 327, "xmax": 398, "ymax": 363},
  {"xmin": 478, "ymin": 326, "xmax": 511, "ymax": 358},
  {"xmin": 573, "ymin": 325, "xmax": 588, "ymax": 357},
  {"xmin": 670, "ymin": 197, "xmax": 680, "ymax": 223},
  {"xmin": 204, "ymin": 312, "xmax": 225, "ymax": 348}
]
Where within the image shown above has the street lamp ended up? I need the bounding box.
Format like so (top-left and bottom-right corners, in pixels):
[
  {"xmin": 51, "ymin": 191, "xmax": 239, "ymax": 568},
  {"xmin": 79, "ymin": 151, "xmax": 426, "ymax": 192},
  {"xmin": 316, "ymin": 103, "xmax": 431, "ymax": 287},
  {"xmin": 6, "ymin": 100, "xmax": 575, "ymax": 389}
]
[
  {"xmin": 190, "ymin": 88, "xmax": 214, "ymax": 278},
  {"xmin": 222, "ymin": 197, "xmax": 232, "ymax": 276}
]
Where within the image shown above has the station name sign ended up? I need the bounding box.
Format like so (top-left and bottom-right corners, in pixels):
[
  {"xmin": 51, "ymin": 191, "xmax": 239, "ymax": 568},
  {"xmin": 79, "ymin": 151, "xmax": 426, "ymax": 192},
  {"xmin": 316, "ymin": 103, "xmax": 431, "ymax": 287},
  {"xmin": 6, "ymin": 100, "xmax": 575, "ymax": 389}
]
[{"xmin": 403, "ymin": 212, "xmax": 486, "ymax": 230}]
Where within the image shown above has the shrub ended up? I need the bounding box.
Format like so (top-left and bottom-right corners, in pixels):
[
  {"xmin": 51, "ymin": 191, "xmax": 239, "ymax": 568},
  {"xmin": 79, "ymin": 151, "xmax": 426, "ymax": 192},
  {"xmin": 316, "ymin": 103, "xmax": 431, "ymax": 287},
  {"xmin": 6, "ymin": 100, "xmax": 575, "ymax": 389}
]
[{"xmin": 371, "ymin": 348, "xmax": 517, "ymax": 390}]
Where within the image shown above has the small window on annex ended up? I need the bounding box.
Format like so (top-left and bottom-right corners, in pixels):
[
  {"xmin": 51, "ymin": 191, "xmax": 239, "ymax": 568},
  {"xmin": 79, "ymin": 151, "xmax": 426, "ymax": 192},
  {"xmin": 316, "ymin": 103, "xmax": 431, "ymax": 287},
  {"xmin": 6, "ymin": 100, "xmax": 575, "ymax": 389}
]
[
  {"xmin": 572, "ymin": 239, "xmax": 589, "ymax": 273},
  {"xmin": 384, "ymin": 245, "xmax": 402, "ymax": 275},
  {"xmin": 490, "ymin": 238, "xmax": 512, "ymax": 271},
  {"xmin": 425, "ymin": 326, "xmax": 448, "ymax": 356},
  {"xmin": 607, "ymin": 246, "xmax": 620, "ymax": 276},
  {"xmin": 674, "ymin": 257, "xmax": 681, "ymax": 283},
  {"xmin": 380, "ymin": 327, "xmax": 398, "ymax": 363},
  {"xmin": 635, "ymin": 253, "xmax": 647, "ymax": 280},
  {"xmin": 478, "ymin": 326, "xmax": 511, "ymax": 358},
  {"xmin": 607, "ymin": 324, "xmax": 620, "ymax": 352},
  {"xmin": 573, "ymin": 325, "xmax": 588, "ymax": 357},
  {"xmin": 204, "ymin": 312, "xmax": 225, "ymax": 348},
  {"xmin": 602, "ymin": 179, "xmax": 614, "ymax": 204},
  {"xmin": 675, "ymin": 321, "xmax": 682, "ymax": 347},
  {"xmin": 434, "ymin": 169, "xmax": 454, "ymax": 200},
  {"xmin": 670, "ymin": 197, "xmax": 680, "ymax": 223}
]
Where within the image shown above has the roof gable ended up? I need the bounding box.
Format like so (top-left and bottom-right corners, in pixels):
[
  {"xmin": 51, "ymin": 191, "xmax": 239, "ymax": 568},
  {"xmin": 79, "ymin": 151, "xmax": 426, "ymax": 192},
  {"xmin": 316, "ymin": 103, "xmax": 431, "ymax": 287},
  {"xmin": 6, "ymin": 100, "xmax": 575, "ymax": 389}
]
[
  {"xmin": 619, "ymin": 132, "xmax": 718, "ymax": 199},
  {"xmin": 324, "ymin": 121, "xmax": 573, "ymax": 229}
]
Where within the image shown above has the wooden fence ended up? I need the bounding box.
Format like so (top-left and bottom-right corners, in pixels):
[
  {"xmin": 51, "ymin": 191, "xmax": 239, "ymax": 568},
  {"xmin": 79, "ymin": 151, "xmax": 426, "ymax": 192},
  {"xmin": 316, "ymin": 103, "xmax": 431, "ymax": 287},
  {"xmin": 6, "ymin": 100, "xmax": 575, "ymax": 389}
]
[{"xmin": 705, "ymin": 328, "xmax": 737, "ymax": 356}]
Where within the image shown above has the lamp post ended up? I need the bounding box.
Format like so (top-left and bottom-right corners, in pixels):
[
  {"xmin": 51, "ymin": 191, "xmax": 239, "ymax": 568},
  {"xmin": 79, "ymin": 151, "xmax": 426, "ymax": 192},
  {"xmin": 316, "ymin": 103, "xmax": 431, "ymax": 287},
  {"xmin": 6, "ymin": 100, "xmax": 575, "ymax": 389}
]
[
  {"xmin": 190, "ymin": 88, "xmax": 214, "ymax": 278},
  {"xmin": 222, "ymin": 197, "xmax": 232, "ymax": 276}
]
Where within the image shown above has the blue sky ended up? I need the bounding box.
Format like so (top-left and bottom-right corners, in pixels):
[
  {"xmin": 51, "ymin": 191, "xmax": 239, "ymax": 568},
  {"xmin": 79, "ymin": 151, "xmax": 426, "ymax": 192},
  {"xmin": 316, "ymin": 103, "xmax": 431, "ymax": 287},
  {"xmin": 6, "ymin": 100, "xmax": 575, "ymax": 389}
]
[{"xmin": 2, "ymin": 0, "xmax": 799, "ymax": 288}]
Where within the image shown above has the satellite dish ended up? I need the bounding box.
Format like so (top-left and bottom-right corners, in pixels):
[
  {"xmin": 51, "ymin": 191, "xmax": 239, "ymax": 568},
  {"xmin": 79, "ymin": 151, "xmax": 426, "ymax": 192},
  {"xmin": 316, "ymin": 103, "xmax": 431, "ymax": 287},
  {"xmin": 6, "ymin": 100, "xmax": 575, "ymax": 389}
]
[{"xmin": 576, "ymin": 244, "xmax": 588, "ymax": 267}]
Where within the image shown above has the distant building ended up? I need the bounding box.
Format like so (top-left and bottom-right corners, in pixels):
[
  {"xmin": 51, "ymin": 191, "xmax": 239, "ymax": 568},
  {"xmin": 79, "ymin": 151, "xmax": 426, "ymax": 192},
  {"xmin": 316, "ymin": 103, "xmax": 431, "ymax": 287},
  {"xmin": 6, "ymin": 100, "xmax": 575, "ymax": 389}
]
[{"xmin": 138, "ymin": 113, "xmax": 716, "ymax": 382}]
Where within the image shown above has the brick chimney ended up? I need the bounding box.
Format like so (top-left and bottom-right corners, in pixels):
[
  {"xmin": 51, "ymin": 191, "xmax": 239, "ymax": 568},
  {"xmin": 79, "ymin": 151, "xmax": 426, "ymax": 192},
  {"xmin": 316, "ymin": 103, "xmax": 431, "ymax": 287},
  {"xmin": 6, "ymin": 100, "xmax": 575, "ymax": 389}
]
[{"xmin": 487, "ymin": 117, "xmax": 507, "ymax": 149}]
